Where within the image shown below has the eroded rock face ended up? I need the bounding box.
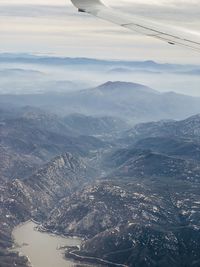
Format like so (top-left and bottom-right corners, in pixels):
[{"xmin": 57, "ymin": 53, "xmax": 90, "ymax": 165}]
[
  {"xmin": 0, "ymin": 106, "xmax": 109, "ymax": 267},
  {"xmin": 2, "ymin": 106, "xmax": 200, "ymax": 267},
  {"xmin": 1, "ymin": 152, "xmax": 92, "ymax": 222},
  {"xmin": 0, "ymin": 152, "xmax": 93, "ymax": 266},
  {"xmin": 46, "ymin": 178, "xmax": 200, "ymax": 267},
  {"xmin": 41, "ymin": 115, "xmax": 200, "ymax": 267}
]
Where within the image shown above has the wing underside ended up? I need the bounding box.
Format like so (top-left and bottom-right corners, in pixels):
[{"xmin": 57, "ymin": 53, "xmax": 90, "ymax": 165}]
[{"xmin": 71, "ymin": 0, "xmax": 200, "ymax": 52}]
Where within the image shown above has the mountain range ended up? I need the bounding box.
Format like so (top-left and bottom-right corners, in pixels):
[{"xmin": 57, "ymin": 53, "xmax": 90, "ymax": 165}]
[
  {"xmin": 1, "ymin": 53, "xmax": 200, "ymax": 96},
  {"xmin": 43, "ymin": 113, "xmax": 200, "ymax": 267},
  {"xmin": 1, "ymin": 81, "xmax": 200, "ymax": 123},
  {"xmin": 2, "ymin": 80, "xmax": 200, "ymax": 266},
  {"xmin": 0, "ymin": 53, "xmax": 198, "ymax": 72}
]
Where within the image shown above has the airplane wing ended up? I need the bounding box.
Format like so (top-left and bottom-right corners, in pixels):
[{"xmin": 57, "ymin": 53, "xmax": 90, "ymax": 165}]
[{"xmin": 71, "ymin": 0, "xmax": 200, "ymax": 52}]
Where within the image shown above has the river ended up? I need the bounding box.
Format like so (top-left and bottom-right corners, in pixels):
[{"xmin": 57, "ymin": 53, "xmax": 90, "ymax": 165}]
[{"xmin": 12, "ymin": 221, "xmax": 98, "ymax": 267}]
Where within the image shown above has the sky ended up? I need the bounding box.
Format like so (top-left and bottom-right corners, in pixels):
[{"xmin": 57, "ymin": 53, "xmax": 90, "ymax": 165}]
[{"xmin": 0, "ymin": 0, "xmax": 200, "ymax": 63}]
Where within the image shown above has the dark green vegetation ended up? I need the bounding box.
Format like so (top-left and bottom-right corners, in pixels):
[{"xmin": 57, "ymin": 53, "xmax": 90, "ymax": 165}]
[{"xmin": 1, "ymin": 82, "xmax": 200, "ymax": 266}]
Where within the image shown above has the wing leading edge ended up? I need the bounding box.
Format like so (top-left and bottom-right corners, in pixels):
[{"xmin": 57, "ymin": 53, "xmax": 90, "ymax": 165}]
[{"xmin": 71, "ymin": 0, "xmax": 200, "ymax": 52}]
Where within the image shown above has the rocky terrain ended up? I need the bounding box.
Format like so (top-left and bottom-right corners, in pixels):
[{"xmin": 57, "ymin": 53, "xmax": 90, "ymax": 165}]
[
  {"xmin": 1, "ymin": 93, "xmax": 200, "ymax": 266},
  {"xmin": 0, "ymin": 106, "xmax": 110, "ymax": 266},
  {"xmin": 0, "ymin": 152, "xmax": 94, "ymax": 266},
  {"xmin": 2, "ymin": 81, "xmax": 200, "ymax": 123},
  {"xmin": 0, "ymin": 107, "xmax": 110, "ymax": 182},
  {"xmin": 108, "ymin": 149, "xmax": 200, "ymax": 182},
  {"xmin": 47, "ymin": 179, "xmax": 200, "ymax": 267},
  {"xmin": 134, "ymin": 137, "xmax": 200, "ymax": 161},
  {"xmin": 123, "ymin": 114, "xmax": 200, "ymax": 142},
  {"xmin": 63, "ymin": 113, "xmax": 128, "ymax": 137},
  {"xmin": 44, "ymin": 113, "xmax": 200, "ymax": 267}
]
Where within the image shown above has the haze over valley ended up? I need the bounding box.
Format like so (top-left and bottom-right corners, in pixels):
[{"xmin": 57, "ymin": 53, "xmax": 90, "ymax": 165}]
[
  {"xmin": 1, "ymin": 53, "xmax": 200, "ymax": 266},
  {"xmin": 1, "ymin": 0, "xmax": 200, "ymax": 264},
  {"xmin": 1, "ymin": 53, "xmax": 200, "ymax": 96}
]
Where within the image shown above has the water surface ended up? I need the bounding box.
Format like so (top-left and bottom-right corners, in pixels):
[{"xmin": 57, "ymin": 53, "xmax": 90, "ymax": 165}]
[{"xmin": 12, "ymin": 221, "xmax": 96, "ymax": 267}]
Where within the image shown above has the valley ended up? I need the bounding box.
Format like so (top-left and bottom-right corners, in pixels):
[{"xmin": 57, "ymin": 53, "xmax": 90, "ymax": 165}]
[{"xmin": 1, "ymin": 78, "xmax": 200, "ymax": 267}]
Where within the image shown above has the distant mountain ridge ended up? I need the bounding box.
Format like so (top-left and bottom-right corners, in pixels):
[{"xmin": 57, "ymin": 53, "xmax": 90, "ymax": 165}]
[
  {"xmin": 2, "ymin": 54, "xmax": 200, "ymax": 267},
  {"xmin": 124, "ymin": 114, "xmax": 200, "ymax": 141},
  {"xmin": 96, "ymin": 81, "xmax": 158, "ymax": 94},
  {"xmin": 0, "ymin": 53, "xmax": 198, "ymax": 71},
  {"xmin": 1, "ymin": 81, "xmax": 200, "ymax": 123},
  {"xmin": 0, "ymin": 52, "xmax": 199, "ymax": 96}
]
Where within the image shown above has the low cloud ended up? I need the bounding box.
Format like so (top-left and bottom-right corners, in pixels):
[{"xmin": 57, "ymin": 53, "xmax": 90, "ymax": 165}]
[
  {"xmin": 0, "ymin": 4, "xmax": 75, "ymax": 18},
  {"xmin": 0, "ymin": 1, "xmax": 199, "ymax": 64}
]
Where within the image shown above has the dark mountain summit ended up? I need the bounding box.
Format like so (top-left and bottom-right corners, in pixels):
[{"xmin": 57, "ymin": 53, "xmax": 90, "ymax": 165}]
[
  {"xmin": 96, "ymin": 81, "xmax": 158, "ymax": 94},
  {"xmin": 124, "ymin": 114, "xmax": 200, "ymax": 142},
  {"xmin": 1, "ymin": 81, "xmax": 200, "ymax": 123},
  {"xmin": 134, "ymin": 137, "xmax": 200, "ymax": 161}
]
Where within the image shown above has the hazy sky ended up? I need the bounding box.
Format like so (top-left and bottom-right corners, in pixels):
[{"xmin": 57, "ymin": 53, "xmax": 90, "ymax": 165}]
[{"xmin": 0, "ymin": 0, "xmax": 200, "ymax": 63}]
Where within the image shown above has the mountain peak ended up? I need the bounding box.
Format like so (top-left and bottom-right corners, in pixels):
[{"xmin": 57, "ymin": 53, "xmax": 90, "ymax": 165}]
[
  {"xmin": 184, "ymin": 113, "xmax": 200, "ymax": 122},
  {"xmin": 98, "ymin": 81, "xmax": 144, "ymax": 88},
  {"xmin": 96, "ymin": 81, "xmax": 157, "ymax": 94}
]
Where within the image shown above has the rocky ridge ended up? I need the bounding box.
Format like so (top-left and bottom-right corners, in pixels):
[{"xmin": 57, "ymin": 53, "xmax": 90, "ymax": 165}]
[{"xmin": 2, "ymin": 105, "xmax": 200, "ymax": 267}]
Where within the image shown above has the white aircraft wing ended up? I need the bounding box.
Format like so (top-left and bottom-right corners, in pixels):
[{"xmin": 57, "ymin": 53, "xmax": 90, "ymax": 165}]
[{"xmin": 71, "ymin": 0, "xmax": 200, "ymax": 52}]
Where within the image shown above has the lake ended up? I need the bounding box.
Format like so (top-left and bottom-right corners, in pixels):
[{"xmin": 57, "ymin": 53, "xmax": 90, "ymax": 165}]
[{"xmin": 12, "ymin": 221, "xmax": 98, "ymax": 267}]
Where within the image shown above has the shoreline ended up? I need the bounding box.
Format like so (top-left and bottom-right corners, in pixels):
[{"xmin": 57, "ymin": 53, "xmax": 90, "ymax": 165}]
[
  {"xmin": 11, "ymin": 220, "xmax": 128, "ymax": 267},
  {"xmin": 66, "ymin": 248, "xmax": 128, "ymax": 267},
  {"xmin": 37, "ymin": 223, "xmax": 85, "ymax": 241}
]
